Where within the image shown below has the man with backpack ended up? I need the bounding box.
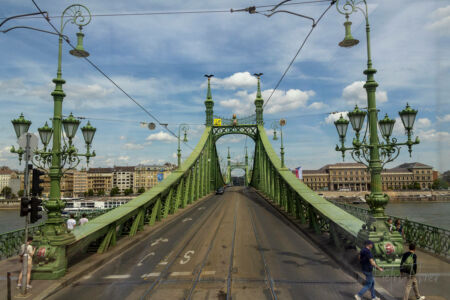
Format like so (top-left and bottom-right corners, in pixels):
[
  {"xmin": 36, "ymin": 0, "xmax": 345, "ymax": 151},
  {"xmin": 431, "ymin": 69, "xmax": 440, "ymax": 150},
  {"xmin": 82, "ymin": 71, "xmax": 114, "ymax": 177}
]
[
  {"xmin": 17, "ymin": 236, "xmax": 35, "ymax": 290},
  {"xmin": 401, "ymin": 243, "xmax": 426, "ymax": 300},
  {"xmin": 354, "ymin": 240, "xmax": 384, "ymax": 300}
]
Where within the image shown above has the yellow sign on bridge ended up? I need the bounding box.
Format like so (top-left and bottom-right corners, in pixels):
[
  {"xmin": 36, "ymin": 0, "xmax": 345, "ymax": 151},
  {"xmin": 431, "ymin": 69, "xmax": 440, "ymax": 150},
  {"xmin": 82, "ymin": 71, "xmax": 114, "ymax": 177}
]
[{"xmin": 213, "ymin": 118, "xmax": 222, "ymax": 126}]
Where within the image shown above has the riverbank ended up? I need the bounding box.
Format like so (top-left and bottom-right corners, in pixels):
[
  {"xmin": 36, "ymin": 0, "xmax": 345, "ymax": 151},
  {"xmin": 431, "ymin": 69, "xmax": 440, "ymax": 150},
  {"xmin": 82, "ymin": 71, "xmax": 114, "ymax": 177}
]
[{"xmin": 321, "ymin": 190, "xmax": 450, "ymax": 203}]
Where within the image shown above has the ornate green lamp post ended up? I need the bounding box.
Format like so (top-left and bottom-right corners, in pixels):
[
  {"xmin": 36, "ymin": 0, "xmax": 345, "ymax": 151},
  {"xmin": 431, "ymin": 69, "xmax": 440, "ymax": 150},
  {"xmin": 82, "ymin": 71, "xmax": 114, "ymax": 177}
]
[
  {"xmin": 279, "ymin": 119, "xmax": 287, "ymax": 169},
  {"xmin": 177, "ymin": 124, "xmax": 189, "ymax": 168},
  {"xmin": 10, "ymin": 4, "xmax": 96, "ymax": 280},
  {"xmin": 333, "ymin": 0, "xmax": 420, "ymax": 275},
  {"xmin": 271, "ymin": 121, "xmax": 279, "ymax": 141}
]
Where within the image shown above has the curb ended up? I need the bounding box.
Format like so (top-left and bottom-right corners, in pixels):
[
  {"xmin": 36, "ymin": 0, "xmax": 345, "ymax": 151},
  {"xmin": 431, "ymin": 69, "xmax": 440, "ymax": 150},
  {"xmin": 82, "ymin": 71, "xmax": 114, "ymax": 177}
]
[
  {"xmin": 33, "ymin": 193, "xmax": 214, "ymax": 300},
  {"xmin": 250, "ymin": 188, "xmax": 397, "ymax": 300}
]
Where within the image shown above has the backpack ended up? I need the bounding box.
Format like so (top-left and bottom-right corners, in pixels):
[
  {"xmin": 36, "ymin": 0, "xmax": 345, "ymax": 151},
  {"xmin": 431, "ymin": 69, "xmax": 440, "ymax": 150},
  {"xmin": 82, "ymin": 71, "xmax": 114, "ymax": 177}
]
[{"xmin": 401, "ymin": 253, "xmax": 415, "ymax": 275}]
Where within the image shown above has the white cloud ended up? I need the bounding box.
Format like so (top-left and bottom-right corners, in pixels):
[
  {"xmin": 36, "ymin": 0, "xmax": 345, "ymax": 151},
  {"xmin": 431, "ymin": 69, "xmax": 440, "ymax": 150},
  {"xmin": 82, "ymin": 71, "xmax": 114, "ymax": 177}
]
[
  {"xmin": 211, "ymin": 72, "xmax": 257, "ymax": 90},
  {"xmin": 324, "ymin": 112, "xmax": 348, "ymax": 124},
  {"xmin": 427, "ymin": 5, "xmax": 450, "ymax": 36},
  {"xmin": 437, "ymin": 114, "xmax": 450, "ymax": 122},
  {"xmin": 123, "ymin": 143, "xmax": 144, "ymax": 150},
  {"xmin": 308, "ymin": 102, "xmax": 327, "ymax": 110},
  {"xmin": 419, "ymin": 129, "xmax": 450, "ymax": 142},
  {"xmin": 146, "ymin": 131, "xmax": 177, "ymax": 143},
  {"xmin": 118, "ymin": 156, "xmax": 130, "ymax": 161},
  {"xmin": 415, "ymin": 118, "xmax": 431, "ymax": 129},
  {"xmin": 219, "ymin": 88, "xmax": 315, "ymax": 115},
  {"xmin": 119, "ymin": 136, "xmax": 126, "ymax": 140},
  {"xmin": 342, "ymin": 81, "xmax": 388, "ymax": 107},
  {"xmin": 172, "ymin": 153, "xmax": 177, "ymax": 159}
]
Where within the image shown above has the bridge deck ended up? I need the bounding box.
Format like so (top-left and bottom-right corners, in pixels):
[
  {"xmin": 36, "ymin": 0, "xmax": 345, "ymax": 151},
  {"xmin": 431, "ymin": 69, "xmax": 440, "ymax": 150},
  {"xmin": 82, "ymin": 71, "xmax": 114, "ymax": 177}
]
[{"xmin": 48, "ymin": 187, "xmax": 361, "ymax": 300}]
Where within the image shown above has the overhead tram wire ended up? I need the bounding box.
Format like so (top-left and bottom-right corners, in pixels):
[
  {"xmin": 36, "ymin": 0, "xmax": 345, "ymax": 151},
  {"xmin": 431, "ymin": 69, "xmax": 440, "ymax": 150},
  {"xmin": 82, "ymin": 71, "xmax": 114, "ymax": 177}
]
[
  {"xmin": 30, "ymin": 0, "xmax": 186, "ymax": 145},
  {"xmin": 252, "ymin": 0, "xmax": 336, "ymax": 109},
  {"xmin": 2, "ymin": 1, "xmax": 330, "ymax": 21}
]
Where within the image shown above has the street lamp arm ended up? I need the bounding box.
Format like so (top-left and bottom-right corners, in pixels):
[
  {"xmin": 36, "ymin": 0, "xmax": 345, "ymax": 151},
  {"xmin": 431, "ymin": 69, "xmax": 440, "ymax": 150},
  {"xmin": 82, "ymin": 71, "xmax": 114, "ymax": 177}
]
[
  {"xmin": 335, "ymin": 0, "xmax": 368, "ymax": 19},
  {"xmin": 261, "ymin": 10, "xmax": 316, "ymax": 25},
  {"xmin": 1, "ymin": 26, "xmax": 69, "ymax": 41},
  {"xmin": 0, "ymin": 11, "xmax": 48, "ymax": 28}
]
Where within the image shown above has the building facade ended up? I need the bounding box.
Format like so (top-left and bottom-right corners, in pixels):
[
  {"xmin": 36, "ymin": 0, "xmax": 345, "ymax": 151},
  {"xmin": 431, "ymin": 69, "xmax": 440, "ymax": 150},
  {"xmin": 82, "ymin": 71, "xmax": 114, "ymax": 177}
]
[
  {"xmin": 73, "ymin": 169, "xmax": 88, "ymax": 197},
  {"xmin": 300, "ymin": 162, "xmax": 433, "ymax": 191},
  {"xmin": 87, "ymin": 168, "xmax": 114, "ymax": 195},
  {"xmin": 113, "ymin": 166, "xmax": 134, "ymax": 194}
]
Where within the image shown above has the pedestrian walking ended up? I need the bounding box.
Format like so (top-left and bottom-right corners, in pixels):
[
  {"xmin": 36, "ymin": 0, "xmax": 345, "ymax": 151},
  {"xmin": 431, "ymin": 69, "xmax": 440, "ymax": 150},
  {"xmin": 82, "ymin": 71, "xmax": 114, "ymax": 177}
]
[
  {"xmin": 17, "ymin": 236, "xmax": 35, "ymax": 290},
  {"xmin": 67, "ymin": 213, "xmax": 76, "ymax": 231},
  {"xmin": 387, "ymin": 218, "xmax": 394, "ymax": 233},
  {"xmin": 354, "ymin": 240, "xmax": 383, "ymax": 300},
  {"xmin": 79, "ymin": 213, "xmax": 89, "ymax": 226},
  {"xmin": 401, "ymin": 243, "xmax": 426, "ymax": 300},
  {"xmin": 395, "ymin": 219, "xmax": 404, "ymax": 237}
]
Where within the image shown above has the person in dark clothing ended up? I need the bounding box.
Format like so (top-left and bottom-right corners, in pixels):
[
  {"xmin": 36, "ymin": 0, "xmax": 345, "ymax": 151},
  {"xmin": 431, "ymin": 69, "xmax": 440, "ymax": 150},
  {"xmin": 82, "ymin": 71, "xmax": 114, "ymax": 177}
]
[
  {"xmin": 401, "ymin": 243, "xmax": 425, "ymax": 300},
  {"xmin": 354, "ymin": 240, "xmax": 383, "ymax": 300}
]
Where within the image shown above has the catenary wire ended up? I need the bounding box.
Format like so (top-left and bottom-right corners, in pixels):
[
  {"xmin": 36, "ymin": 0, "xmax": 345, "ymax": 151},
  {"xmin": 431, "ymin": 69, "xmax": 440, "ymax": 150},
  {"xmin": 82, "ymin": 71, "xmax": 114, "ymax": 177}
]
[
  {"xmin": 30, "ymin": 0, "xmax": 197, "ymax": 151},
  {"xmin": 1, "ymin": 1, "xmax": 330, "ymax": 20},
  {"xmin": 263, "ymin": 1, "xmax": 335, "ymax": 109}
]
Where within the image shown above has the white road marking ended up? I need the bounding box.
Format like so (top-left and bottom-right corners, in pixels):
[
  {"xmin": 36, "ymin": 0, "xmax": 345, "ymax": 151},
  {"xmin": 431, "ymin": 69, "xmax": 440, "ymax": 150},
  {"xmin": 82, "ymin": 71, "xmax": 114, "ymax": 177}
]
[
  {"xmin": 82, "ymin": 274, "xmax": 92, "ymax": 279},
  {"xmin": 159, "ymin": 251, "xmax": 173, "ymax": 265},
  {"xmin": 141, "ymin": 272, "xmax": 161, "ymax": 278},
  {"xmin": 137, "ymin": 252, "xmax": 155, "ymax": 266},
  {"xmin": 170, "ymin": 272, "xmax": 192, "ymax": 276},
  {"xmin": 159, "ymin": 261, "xmax": 168, "ymax": 265},
  {"xmin": 201, "ymin": 271, "xmax": 216, "ymax": 276},
  {"xmin": 182, "ymin": 217, "xmax": 192, "ymax": 222},
  {"xmin": 198, "ymin": 207, "xmax": 206, "ymax": 210},
  {"xmin": 180, "ymin": 250, "xmax": 195, "ymax": 264},
  {"xmin": 151, "ymin": 237, "xmax": 169, "ymax": 247},
  {"xmin": 104, "ymin": 274, "xmax": 130, "ymax": 279}
]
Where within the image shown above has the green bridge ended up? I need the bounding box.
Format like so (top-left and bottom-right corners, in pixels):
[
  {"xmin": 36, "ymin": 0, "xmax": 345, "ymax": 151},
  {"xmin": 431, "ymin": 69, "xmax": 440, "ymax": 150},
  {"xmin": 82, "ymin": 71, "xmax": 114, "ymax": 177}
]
[{"xmin": 19, "ymin": 75, "xmax": 409, "ymax": 281}]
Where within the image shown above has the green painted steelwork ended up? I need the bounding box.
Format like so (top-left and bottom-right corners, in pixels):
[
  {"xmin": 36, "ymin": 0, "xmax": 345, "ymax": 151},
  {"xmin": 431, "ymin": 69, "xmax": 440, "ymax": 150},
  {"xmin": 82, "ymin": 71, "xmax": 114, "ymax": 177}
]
[
  {"xmin": 334, "ymin": 202, "xmax": 450, "ymax": 258},
  {"xmin": 0, "ymin": 209, "xmax": 111, "ymax": 260}
]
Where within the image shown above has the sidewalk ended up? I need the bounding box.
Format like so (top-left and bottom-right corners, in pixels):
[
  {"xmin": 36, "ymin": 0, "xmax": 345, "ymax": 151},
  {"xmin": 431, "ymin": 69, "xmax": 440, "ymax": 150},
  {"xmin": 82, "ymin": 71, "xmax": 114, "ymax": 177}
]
[
  {"xmin": 254, "ymin": 189, "xmax": 449, "ymax": 300},
  {"xmin": 0, "ymin": 194, "xmax": 212, "ymax": 300}
]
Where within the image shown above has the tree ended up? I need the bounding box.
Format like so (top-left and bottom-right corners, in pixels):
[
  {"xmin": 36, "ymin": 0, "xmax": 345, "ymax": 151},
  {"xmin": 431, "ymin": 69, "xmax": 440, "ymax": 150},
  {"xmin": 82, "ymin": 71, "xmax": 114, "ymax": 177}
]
[
  {"xmin": 1, "ymin": 186, "xmax": 12, "ymax": 199},
  {"xmin": 87, "ymin": 189, "xmax": 94, "ymax": 197},
  {"xmin": 97, "ymin": 189, "xmax": 105, "ymax": 196},
  {"xmin": 18, "ymin": 190, "xmax": 24, "ymax": 197},
  {"xmin": 110, "ymin": 186, "xmax": 120, "ymax": 196},
  {"xmin": 432, "ymin": 178, "xmax": 449, "ymax": 190},
  {"xmin": 137, "ymin": 187, "xmax": 145, "ymax": 194},
  {"xmin": 124, "ymin": 188, "xmax": 133, "ymax": 196}
]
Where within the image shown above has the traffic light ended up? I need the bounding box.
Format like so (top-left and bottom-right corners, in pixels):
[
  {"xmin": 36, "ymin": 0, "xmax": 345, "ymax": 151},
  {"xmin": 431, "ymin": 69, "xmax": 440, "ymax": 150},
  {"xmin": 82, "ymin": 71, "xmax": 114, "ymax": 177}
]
[
  {"xmin": 30, "ymin": 196, "xmax": 43, "ymax": 223},
  {"xmin": 20, "ymin": 197, "xmax": 30, "ymax": 217},
  {"xmin": 31, "ymin": 169, "xmax": 45, "ymax": 196}
]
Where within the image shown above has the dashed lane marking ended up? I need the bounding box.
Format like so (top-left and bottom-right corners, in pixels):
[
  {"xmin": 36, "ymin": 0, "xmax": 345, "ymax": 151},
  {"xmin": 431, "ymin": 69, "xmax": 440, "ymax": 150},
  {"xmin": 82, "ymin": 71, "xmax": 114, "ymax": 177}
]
[
  {"xmin": 201, "ymin": 271, "xmax": 216, "ymax": 276},
  {"xmin": 170, "ymin": 272, "xmax": 192, "ymax": 276},
  {"xmin": 159, "ymin": 261, "xmax": 168, "ymax": 265},
  {"xmin": 104, "ymin": 274, "xmax": 131, "ymax": 279},
  {"xmin": 141, "ymin": 272, "xmax": 161, "ymax": 278}
]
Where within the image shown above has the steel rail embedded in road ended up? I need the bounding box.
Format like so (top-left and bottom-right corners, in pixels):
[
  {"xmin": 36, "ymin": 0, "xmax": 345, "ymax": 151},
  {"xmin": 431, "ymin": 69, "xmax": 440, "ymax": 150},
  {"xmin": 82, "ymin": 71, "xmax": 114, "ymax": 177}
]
[
  {"xmin": 247, "ymin": 193, "xmax": 278, "ymax": 300},
  {"xmin": 226, "ymin": 198, "xmax": 239, "ymax": 300},
  {"xmin": 139, "ymin": 196, "xmax": 224, "ymax": 299},
  {"xmin": 186, "ymin": 195, "xmax": 228, "ymax": 299}
]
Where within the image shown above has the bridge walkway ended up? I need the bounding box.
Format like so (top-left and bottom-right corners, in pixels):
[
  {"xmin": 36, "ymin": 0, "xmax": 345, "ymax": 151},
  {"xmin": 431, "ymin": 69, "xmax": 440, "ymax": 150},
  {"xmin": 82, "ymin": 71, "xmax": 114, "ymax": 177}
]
[{"xmin": 46, "ymin": 186, "xmax": 360, "ymax": 300}]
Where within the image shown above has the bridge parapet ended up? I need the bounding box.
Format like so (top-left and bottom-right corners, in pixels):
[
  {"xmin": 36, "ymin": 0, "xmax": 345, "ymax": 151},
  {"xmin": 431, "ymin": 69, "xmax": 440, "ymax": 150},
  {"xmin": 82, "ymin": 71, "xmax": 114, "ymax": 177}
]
[
  {"xmin": 334, "ymin": 202, "xmax": 450, "ymax": 258},
  {"xmin": 30, "ymin": 127, "xmax": 223, "ymax": 279},
  {"xmin": 251, "ymin": 124, "xmax": 367, "ymax": 250}
]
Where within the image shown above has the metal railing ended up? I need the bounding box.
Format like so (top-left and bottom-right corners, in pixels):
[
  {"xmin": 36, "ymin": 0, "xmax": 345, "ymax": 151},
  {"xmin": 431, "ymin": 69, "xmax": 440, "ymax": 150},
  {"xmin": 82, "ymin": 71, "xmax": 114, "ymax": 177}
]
[
  {"xmin": 333, "ymin": 202, "xmax": 450, "ymax": 258},
  {"xmin": 0, "ymin": 209, "xmax": 112, "ymax": 260}
]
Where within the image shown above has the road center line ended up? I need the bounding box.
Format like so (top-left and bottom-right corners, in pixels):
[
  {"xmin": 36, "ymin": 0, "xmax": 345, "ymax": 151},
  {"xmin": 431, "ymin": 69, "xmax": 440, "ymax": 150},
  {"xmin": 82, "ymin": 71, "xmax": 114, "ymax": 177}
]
[
  {"xmin": 170, "ymin": 271, "xmax": 192, "ymax": 276},
  {"xmin": 201, "ymin": 271, "xmax": 216, "ymax": 275},
  {"xmin": 141, "ymin": 272, "xmax": 161, "ymax": 278},
  {"xmin": 104, "ymin": 274, "xmax": 131, "ymax": 279}
]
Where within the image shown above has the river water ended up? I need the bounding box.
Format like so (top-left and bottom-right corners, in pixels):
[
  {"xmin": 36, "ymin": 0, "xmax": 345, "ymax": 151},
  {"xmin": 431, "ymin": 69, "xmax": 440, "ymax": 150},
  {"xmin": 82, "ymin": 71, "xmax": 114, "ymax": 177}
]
[{"xmin": 0, "ymin": 202, "xmax": 449, "ymax": 234}]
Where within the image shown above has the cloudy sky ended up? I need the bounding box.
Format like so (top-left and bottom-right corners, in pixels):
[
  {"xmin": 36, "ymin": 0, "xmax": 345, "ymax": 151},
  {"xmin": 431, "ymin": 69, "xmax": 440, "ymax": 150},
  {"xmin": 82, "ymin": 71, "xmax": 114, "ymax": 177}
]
[{"xmin": 0, "ymin": 0, "xmax": 449, "ymax": 175}]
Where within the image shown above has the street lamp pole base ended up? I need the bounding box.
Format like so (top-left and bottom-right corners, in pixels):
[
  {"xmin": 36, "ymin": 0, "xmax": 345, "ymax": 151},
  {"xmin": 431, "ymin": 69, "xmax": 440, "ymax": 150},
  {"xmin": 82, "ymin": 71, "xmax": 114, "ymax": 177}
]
[
  {"xmin": 31, "ymin": 224, "xmax": 76, "ymax": 280},
  {"xmin": 356, "ymin": 215, "xmax": 404, "ymax": 277}
]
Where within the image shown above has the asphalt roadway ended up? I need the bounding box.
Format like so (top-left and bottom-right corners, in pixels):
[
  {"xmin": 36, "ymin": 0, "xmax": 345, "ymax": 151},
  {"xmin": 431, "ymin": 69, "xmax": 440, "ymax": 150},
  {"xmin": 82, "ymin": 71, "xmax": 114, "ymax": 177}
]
[{"xmin": 48, "ymin": 186, "xmax": 364, "ymax": 300}]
